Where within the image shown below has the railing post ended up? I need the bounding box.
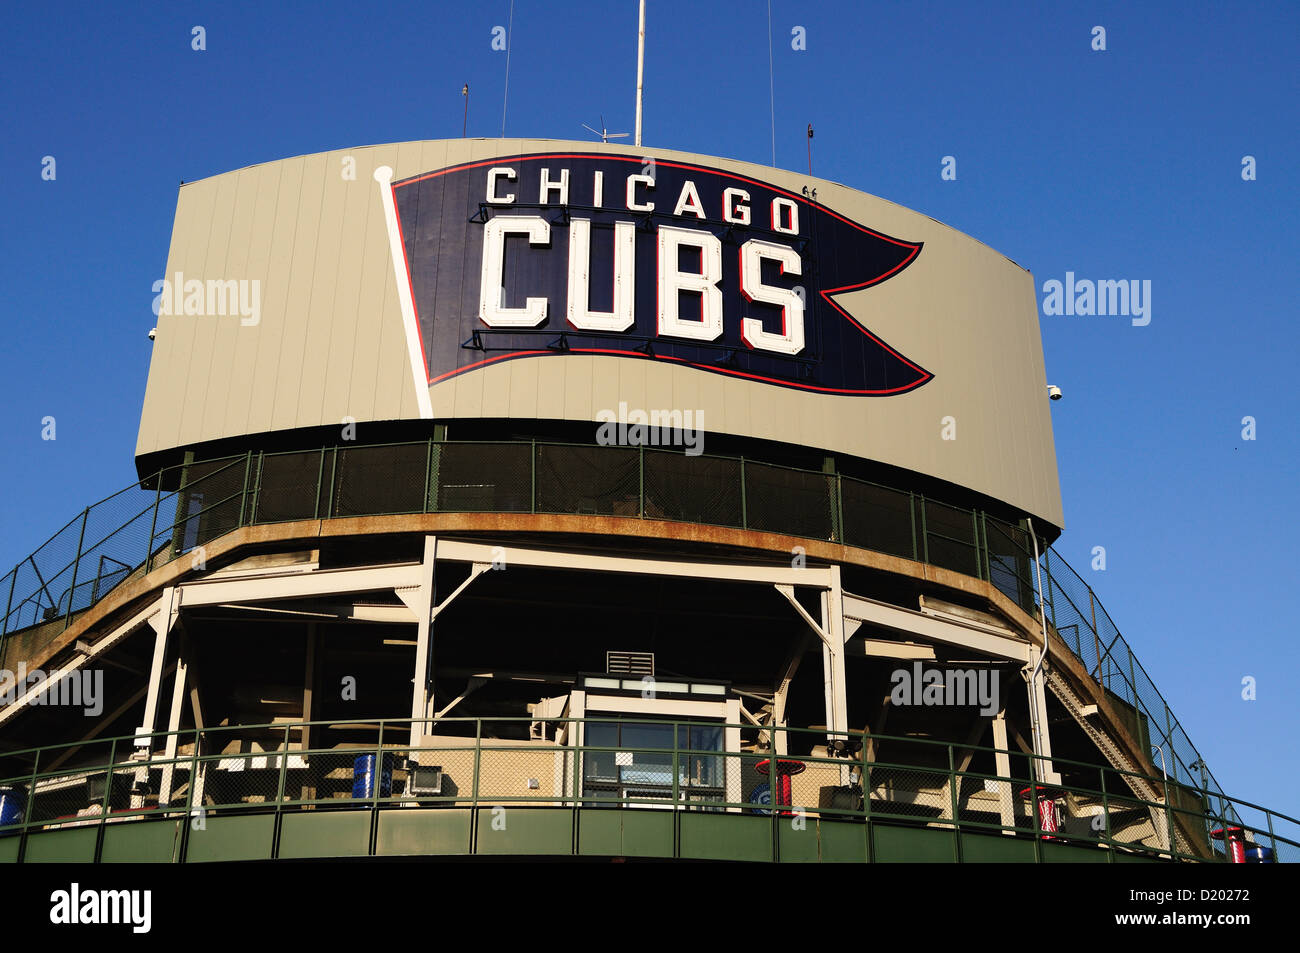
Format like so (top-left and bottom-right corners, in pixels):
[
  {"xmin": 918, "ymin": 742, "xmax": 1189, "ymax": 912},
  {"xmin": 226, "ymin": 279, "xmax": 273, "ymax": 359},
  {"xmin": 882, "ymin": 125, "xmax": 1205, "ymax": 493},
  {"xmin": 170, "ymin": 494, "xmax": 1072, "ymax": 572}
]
[
  {"xmin": 19, "ymin": 745, "xmax": 41, "ymax": 863},
  {"xmin": 181, "ymin": 727, "xmax": 203, "ymax": 863},
  {"xmin": 834, "ymin": 473, "xmax": 844, "ymax": 544},
  {"xmin": 530, "ymin": 438, "xmax": 537, "ymax": 514},
  {"xmin": 1164, "ymin": 774, "xmax": 1176, "ymax": 859},
  {"xmin": 312, "ymin": 448, "xmax": 326, "ymax": 519},
  {"xmin": 638, "ymin": 445, "xmax": 645, "ymax": 518},
  {"xmin": 1089, "ymin": 587, "xmax": 1101, "ymax": 682},
  {"xmin": 1163, "ymin": 707, "xmax": 1178, "ymax": 785},
  {"xmin": 908, "ymin": 492, "xmax": 919, "ymax": 562},
  {"xmin": 145, "ymin": 473, "xmax": 162, "ymax": 574},
  {"xmin": 428, "ymin": 437, "xmax": 443, "ymax": 513},
  {"xmin": 62, "ymin": 507, "xmax": 90, "ymax": 629},
  {"xmin": 948, "ymin": 743, "xmax": 959, "ymax": 828},
  {"xmin": 324, "ymin": 447, "xmax": 338, "ymax": 519},
  {"xmin": 2, "ymin": 567, "xmax": 17, "ymax": 653},
  {"xmin": 424, "ymin": 438, "xmax": 434, "ymax": 513},
  {"xmin": 1099, "ymin": 767, "xmax": 1110, "ymax": 847},
  {"xmin": 739, "ymin": 458, "xmax": 747, "ymax": 529},
  {"xmin": 1043, "ymin": 548, "xmax": 1058, "ymax": 629},
  {"xmin": 96, "ymin": 736, "xmax": 118, "ymax": 860},
  {"xmin": 472, "ymin": 718, "xmax": 482, "ymax": 804},
  {"xmin": 236, "ymin": 451, "xmax": 254, "ymax": 527},
  {"xmin": 918, "ymin": 494, "xmax": 929, "ymax": 565}
]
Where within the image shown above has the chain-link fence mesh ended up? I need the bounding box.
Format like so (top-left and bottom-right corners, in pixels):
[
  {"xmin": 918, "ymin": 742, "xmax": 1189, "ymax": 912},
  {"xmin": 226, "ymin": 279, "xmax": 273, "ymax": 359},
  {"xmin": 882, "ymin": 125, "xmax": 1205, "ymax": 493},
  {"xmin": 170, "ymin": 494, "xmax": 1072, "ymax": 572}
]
[
  {"xmin": 0, "ymin": 437, "xmax": 1265, "ymax": 834},
  {"xmin": 840, "ymin": 477, "xmax": 914, "ymax": 559},
  {"xmin": 1, "ymin": 718, "xmax": 1295, "ymax": 862},
  {"xmin": 743, "ymin": 462, "xmax": 835, "ymax": 539},
  {"xmin": 643, "ymin": 449, "xmax": 742, "ymax": 526},
  {"xmin": 435, "ymin": 443, "xmax": 531, "ymax": 512},
  {"xmin": 535, "ymin": 444, "xmax": 639, "ymax": 516},
  {"xmin": 332, "ymin": 443, "xmax": 428, "ymax": 518},
  {"xmin": 923, "ymin": 499, "xmax": 982, "ymax": 578},
  {"xmin": 254, "ymin": 450, "xmax": 324, "ymax": 523}
]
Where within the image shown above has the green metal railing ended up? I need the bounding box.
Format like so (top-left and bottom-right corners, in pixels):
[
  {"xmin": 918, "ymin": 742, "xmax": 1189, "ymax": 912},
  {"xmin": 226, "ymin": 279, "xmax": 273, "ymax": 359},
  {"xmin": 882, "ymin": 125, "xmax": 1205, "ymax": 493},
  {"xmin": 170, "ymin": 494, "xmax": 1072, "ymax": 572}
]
[
  {"xmin": 0, "ymin": 437, "xmax": 1239, "ymax": 822},
  {"xmin": 0, "ymin": 717, "xmax": 1293, "ymax": 863}
]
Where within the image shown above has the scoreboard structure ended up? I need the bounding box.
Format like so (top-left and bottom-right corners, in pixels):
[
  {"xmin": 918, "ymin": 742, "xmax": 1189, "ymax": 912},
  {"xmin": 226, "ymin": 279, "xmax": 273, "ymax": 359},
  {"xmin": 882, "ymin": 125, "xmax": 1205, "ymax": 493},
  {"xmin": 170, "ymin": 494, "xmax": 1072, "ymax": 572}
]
[{"xmin": 0, "ymin": 140, "xmax": 1282, "ymax": 864}]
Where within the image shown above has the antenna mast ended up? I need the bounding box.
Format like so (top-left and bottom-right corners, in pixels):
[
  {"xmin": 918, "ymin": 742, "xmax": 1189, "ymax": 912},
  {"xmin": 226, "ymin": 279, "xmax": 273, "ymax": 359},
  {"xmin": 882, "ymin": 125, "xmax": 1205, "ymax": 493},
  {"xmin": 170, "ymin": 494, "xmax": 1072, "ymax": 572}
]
[{"xmin": 634, "ymin": 0, "xmax": 646, "ymax": 146}]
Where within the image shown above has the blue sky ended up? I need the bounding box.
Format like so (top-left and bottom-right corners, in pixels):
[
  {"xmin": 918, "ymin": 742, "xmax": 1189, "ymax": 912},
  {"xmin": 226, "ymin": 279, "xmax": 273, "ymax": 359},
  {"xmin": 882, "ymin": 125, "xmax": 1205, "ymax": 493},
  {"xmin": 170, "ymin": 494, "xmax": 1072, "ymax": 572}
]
[{"xmin": 1, "ymin": 1, "xmax": 1296, "ymax": 818}]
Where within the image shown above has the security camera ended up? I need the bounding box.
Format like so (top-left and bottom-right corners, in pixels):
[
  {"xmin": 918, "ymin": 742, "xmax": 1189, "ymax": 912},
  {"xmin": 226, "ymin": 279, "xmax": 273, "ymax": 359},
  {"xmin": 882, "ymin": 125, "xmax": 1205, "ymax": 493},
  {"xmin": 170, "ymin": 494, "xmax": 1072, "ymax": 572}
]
[
  {"xmin": 1047, "ymin": 385, "xmax": 1062, "ymax": 401},
  {"xmin": 148, "ymin": 327, "xmax": 157, "ymax": 340}
]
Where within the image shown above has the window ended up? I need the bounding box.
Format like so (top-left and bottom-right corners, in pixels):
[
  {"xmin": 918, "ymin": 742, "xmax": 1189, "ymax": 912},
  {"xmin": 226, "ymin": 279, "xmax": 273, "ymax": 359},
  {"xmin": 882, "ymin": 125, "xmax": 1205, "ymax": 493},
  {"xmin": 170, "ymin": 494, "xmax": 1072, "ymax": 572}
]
[{"xmin": 582, "ymin": 719, "xmax": 725, "ymax": 808}]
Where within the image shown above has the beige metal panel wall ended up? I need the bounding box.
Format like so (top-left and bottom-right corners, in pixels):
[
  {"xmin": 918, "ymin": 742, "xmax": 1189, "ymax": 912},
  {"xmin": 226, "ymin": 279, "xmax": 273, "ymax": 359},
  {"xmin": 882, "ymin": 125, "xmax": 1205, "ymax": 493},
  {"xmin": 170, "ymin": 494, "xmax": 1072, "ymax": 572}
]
[{"xmin": 137, "ymin": 138, "xmax": 1062, "ymax": 527}]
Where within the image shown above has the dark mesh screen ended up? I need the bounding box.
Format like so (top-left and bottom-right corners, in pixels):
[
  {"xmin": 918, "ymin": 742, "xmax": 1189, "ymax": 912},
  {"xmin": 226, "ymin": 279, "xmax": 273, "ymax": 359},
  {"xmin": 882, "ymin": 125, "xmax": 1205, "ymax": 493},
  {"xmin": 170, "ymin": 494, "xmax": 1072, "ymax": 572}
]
[
  {"xmin": 924, "ymin": 500, "xmax": 980, "ymax": 577},
  {"xmin": 255, "ymin": 451, "xmax": 323, "ymax": 523},
  {"xmin": 332, "ymin": 443, "xmax": 428, "ymax": 517},
  {"xmin": 535, "ymin": 444, "xmax": 639, "ymax": 516},
  {"xmin": 436, "ymin": 443, "xmax": 531, "ymax": 512},
  {"xmin": 643, "ymin": 451, "xmax": 742, "ymax": 527},
  {"xmin": 744, "ymin": 463, "xmax": 835, "ymax": 539},
  {"xmin": 840, "ymin": 478, "xmax": 914, "ymax": 558}
]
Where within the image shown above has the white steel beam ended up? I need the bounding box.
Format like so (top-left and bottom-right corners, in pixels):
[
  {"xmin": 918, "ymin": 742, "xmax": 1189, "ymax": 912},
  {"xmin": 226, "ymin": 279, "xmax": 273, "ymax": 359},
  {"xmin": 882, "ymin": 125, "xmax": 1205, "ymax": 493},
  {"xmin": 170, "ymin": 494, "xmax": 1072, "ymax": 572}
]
[
  {"xmin": 1023, "ymin": 645, "xmax": 1061, "ymax": 786},
  {"xmin": 0, "ymin": 596, "xmax": 162, "ymax": 728},
  {"xmin": 434, "ymin": 539, "xmax": 834, "ymax": 588},
  {"xmin": 157, "ymin": 653, "xmax": 189, "ymax": 806},
  {"xmin": 991, "ymin": 707, "xmax": 1015, "ymax": 830},
  {"xmin": 398, "ymin": 537, "xmax": 437, "ymax": 747},
  {"xmin": 137, "ymin": 586, "xmax": 180, "ymax": 747},
  {"xmin": 177, "ymin": 562, "xmax": 425, "ymax": 608},
  {"xmin": 820, "ymin": 566, "xmax": 849, "ymax": 743},
  {"xmin": 429, "ymin": 563, "xmax": 489, "ymax": 621},
  {"xmin": 849, "ymin": 639, "xmax": 937, "ymax": 660},
  {"xmin": 843, "ymin": 592, "xmax": 1032, "ymax": 663},
  {"xmin": 774, "ymin": 584, "xmax": 830, "ymax": 646}
]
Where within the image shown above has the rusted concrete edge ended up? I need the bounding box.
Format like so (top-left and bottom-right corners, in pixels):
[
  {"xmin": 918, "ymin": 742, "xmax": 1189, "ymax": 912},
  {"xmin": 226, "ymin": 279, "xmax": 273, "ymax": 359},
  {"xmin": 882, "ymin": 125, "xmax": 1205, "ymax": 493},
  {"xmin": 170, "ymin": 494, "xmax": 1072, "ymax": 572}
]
[{"xmin": 10, "ymin": 512, "xmax": 1164, "ymax": 783}]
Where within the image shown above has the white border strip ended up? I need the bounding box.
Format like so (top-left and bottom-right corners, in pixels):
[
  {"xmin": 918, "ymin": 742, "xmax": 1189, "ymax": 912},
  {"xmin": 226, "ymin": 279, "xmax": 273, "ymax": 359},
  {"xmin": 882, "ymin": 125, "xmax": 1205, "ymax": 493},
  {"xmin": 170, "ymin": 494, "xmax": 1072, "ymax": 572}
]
[{"xmin": 374, "ymin": 166, "xmax": 434, "ymax": 419}]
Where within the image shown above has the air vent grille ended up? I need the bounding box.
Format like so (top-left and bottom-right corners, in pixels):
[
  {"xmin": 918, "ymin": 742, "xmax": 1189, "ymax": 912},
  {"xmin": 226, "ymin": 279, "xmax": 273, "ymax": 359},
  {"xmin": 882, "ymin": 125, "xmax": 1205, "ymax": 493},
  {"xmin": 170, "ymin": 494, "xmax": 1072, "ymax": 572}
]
[{"xmin": 606, "ymin": 651, "xmax": 654, "ymax": 676}]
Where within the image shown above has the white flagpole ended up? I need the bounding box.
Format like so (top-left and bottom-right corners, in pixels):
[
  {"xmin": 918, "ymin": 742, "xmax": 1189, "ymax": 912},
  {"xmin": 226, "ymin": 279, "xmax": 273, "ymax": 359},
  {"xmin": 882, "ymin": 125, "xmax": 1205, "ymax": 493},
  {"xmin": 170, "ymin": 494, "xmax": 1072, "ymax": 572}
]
[{"xmin": 635, "ymin": 0, "xmax": 646, "ymax": 147}]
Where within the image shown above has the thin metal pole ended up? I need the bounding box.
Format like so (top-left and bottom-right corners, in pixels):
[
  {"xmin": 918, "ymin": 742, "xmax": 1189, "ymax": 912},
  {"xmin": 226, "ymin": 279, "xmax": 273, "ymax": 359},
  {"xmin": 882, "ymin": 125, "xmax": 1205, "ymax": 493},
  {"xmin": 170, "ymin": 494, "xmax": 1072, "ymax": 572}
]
[
  {"xmin": 807, "ymin": 124, "xmax": 814, "ymax": 176},
  {"xmin": 63, "ymin": 508, "xmax": 90, "ymax": 628},
  {"xmin": 462, "ymin": 83, "xmax": 469, "ymax": 137},
  {"xmin": 766, "ymin": 0, "xmax": 774, "ymax": 165},
  {"xmin": 2, "ymin": 566, "xmax": 16, "ymax": 646},
  {"xmin": 1027, "ymin": 518, "xmax": 1051, "ymax": 768},
  {"xmin": 501, "ymin": 0, "xmax": 514, "ymax": 137},
  {"xmin": 739, "ymin": 457, "xmax": 747, "ymax": 529},
  {"xmin": 635, "ymin": 0, "xmax": 646, "ymax": 147}
]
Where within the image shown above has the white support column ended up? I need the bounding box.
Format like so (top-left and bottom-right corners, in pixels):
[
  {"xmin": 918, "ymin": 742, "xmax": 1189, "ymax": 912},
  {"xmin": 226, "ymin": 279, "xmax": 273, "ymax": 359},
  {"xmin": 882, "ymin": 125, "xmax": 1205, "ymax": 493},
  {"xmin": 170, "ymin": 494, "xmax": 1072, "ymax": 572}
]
[
  {"xmin": 1023, "ymin": 645, "xmax": 1062, "ymax": 786},
  {"xmin": 138, "ymin": 586, "xmax": 179, "ymax": 747},
  {"xmin": 400, "ymin": 537, "xmax": 437, "ymax": 748},
  {"xmin": 568, "ymin": 690, "xmax": 586, "ymax": 804},
  {"xmin": 725, "ymin": 697, "xmax": 742, "ymax": 813},
  {"xmin": 819, "ymin": 567, "xmax": 848, "ymax": 743},
  {"xmin": 157, "ymin": 653, "xmax": 189, "ymax": 808},
  {"xmin": 992, "ymin": 700, "xmax": 1015, "ymax": 831}
]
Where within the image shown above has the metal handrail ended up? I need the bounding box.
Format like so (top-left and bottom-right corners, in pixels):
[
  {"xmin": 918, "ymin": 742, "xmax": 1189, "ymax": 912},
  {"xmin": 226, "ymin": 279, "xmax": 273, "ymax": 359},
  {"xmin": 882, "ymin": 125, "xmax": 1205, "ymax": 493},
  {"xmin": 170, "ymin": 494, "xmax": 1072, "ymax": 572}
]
[
  {"xmin": 0, "ymin": 437, "xmax": 1239, "ymax": 816},
  {"xmin": 0, "ymin": 716, "xmax": 1293, "ymax": 863}
]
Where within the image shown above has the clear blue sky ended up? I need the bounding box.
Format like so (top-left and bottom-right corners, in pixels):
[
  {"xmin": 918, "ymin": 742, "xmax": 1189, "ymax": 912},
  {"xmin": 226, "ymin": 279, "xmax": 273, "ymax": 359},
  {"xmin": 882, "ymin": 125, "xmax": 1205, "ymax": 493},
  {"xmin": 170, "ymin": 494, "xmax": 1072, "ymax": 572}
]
[{"xmin": 1, "ymin": 1, "xmax": 1295, "ymax": 818}]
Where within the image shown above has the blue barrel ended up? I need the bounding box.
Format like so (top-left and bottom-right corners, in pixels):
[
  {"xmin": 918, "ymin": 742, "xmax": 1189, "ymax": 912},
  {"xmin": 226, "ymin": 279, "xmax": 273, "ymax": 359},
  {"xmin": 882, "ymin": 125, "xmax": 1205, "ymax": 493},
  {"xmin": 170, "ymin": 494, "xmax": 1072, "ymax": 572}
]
[
  {"xmin": 1245, "ymin": 846, "xmax": 1275, "ymax": 863},
  {"xmin": 352, "ymin": 753, "xmax": 394, "ymax": 799},
  {"xmin": 749, "ymin": 783, "xmax": 772, "ymax": 816},
  {"xmin": 0, "ymin": 787, "xmax": 26, "ymax": 828}
]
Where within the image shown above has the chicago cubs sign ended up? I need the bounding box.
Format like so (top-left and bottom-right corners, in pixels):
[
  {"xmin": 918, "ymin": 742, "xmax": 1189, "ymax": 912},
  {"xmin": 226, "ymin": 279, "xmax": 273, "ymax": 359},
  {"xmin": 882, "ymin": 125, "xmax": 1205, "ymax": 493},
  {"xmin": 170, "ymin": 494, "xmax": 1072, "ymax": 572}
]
[{"xmin": 379, "ymin": 153, "xmax": 931, "ymax": 396}]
